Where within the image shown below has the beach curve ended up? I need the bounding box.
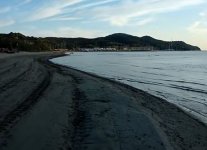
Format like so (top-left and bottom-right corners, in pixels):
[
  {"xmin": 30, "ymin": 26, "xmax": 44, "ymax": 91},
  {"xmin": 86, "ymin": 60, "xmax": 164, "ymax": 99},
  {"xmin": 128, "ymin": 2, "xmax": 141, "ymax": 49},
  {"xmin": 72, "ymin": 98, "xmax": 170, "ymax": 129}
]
[{"xmin": 0, "ymin": 52, "xmax": 206, "ymax": 150}]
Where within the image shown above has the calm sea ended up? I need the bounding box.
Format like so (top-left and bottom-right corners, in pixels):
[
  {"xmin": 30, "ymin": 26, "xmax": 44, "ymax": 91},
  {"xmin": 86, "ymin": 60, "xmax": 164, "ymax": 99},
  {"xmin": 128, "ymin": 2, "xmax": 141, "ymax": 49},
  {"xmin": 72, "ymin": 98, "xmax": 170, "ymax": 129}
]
[{"xmin": 51, "ymin": 51, "xmax": 207, "ymax": 124}]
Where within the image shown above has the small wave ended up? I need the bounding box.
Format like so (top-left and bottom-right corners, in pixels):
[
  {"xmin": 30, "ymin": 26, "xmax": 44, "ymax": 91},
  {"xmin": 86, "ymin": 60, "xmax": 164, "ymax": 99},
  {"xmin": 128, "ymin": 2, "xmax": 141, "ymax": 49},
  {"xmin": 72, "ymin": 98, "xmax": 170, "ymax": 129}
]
[{"xmin": 168, "ymin": 84, "xmax": 207, "ymax": 95}]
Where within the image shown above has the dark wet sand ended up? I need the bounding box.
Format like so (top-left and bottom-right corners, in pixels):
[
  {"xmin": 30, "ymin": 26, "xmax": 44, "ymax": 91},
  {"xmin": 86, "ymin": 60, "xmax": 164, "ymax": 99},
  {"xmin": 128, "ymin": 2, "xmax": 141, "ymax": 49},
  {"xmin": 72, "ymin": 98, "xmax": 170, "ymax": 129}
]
[{"xmin": 0, "ymin": 52, "xmax": 206, "ymax": 150}]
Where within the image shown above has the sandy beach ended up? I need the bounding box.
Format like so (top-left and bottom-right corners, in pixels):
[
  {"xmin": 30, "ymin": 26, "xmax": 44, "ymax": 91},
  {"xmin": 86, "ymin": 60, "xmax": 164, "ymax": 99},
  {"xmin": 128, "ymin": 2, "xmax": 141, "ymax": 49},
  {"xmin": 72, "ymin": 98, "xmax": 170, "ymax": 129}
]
[{"xmin": 0, "ymin": 52, "xmax": 206, "ymax": 150}]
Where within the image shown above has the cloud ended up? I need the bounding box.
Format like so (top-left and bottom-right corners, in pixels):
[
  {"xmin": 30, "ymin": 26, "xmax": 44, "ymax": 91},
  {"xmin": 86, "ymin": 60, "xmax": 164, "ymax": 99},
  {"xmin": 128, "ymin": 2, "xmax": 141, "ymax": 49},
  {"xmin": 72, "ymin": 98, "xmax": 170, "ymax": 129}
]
[
  {"xmin": 54, "ymin": 27, "xmax": 104, "ymax": 38},
  {"xmin": 64, "ymin": 0, "xmax": 118, "ymax": 13},
  {"xmin": 22, "ymin": 0, "xmax": 32, "ymax": 4},
  {"xmin": 26, "ymin": 0, "xmax": 205, "ymax": 26},
  {"xmin": 134, "ymin": 18, "xmax": 155, "ymax": 26},
  {"xmin": 110, "ymin": 17, "xmax": 155, "ymax": 27},
  {"xmin": 48, "ymin": 17, "xmax": 80, "ymax": 21},
  {"xmin": 188, "ymin": 12, "xmax": 207, "ymax": 34},
  {"xmin": 23, "ymin": 27, "xmax": 105, "ymax": 38},
  {"xmin": 28, "ymin": 0, "xmax": 117, "ymax": 22},
  {"xmin": 19, "ymin": 0, "xmax": 32, "ymax": 6},
  {"xmin": 0, "ymin": 20, "xmax": 15, "ymax": 28},
  {"xmin": 110, "ymin": 17, "xmax": 128, "ymax": 26},
  {"xmin": 92, "ymin": 0, "xmax": 205, "ymax": 26},
  {"xmin": 28, "ymin": 0, "xmax": 83, "ymax": 21},
  {"xmin": 29, "ymin": 7, "xmax": 62, "ymax": 21},
  {"xmin": 0, "ymin": 7, "xmax": 10, "ymax": 14}
]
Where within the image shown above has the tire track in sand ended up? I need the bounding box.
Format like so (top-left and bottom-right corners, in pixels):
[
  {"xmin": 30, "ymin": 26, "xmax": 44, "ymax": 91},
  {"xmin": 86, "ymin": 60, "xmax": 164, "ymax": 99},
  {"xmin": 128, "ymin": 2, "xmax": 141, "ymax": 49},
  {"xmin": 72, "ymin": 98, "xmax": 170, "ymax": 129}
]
[{"xmin": 0, "ymin": 62, "xmax": 52, "ymax": 147}]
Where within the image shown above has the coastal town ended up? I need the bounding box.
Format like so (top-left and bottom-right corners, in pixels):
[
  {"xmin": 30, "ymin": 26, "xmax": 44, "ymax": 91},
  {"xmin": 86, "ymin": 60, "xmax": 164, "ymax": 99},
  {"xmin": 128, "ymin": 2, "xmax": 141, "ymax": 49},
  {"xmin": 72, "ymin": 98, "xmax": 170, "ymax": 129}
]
[
  {"xmin": 0, "ymin": 48, "xmax": 17, "ymax": 53},
  {"xmin": 1, "ymin": 46, "xmax": 155, "ymax": 53},
  {"xmin": 77, "ymin": 46, "xmax": 154, "ymax": 52}
]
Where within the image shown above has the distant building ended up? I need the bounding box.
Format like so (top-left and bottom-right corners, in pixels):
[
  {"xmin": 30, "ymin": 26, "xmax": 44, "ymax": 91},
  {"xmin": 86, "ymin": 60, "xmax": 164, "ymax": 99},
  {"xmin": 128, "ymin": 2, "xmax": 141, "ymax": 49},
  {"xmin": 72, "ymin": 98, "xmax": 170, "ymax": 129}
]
[
  {"xmin": 79, "ymin": 47, "xmax": 117, "ymax": 52},
  {"xmin": 122, "ymin": 46, "xmax": 155, "ymax": 51},
  {"xmin": 77, "ymin": 46, "xmax": 156, "ymax": 52},
  {"xmin": 0, "ymin": 48, "xmax": 17, "ymax": 53},
  {"xmin": 54, "ymin": 49, "xmax": 68, "ymax": 51}
]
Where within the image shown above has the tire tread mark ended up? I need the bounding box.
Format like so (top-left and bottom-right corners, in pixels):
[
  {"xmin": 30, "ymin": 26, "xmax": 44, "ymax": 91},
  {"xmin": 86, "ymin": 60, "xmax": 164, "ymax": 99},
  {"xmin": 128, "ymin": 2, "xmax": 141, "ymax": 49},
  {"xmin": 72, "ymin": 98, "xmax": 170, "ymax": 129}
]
[
  {"xmin": 0, "ymin": 64, "xmax": 52, "ymax": 147},
  {"xmin": 0, "ymin": 63, "xmax": 33, "ymax": 92}
]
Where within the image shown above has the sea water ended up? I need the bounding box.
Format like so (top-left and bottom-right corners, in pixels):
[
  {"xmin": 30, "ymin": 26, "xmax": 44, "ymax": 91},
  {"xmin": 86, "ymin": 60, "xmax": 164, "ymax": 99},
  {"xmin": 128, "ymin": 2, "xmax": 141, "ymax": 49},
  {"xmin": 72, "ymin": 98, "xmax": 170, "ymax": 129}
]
[{"xmin": 51, "ymin": 51, "xmax": 207, "ymax": 124}]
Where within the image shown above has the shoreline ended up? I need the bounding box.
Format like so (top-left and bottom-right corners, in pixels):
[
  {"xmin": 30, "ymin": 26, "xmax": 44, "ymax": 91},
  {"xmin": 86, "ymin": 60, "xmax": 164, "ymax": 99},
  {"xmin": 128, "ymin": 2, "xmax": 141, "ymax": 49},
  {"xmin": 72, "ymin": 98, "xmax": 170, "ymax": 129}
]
[
  {"xmin": 51, "ymin": 52, "xmax": 207, "ymax": 126},
  {"xmin": 48, "ymin": 56, "xmax": 207, "ymax": 148},
  {"xmin": 75, "ymin": 67, "xmax": 207, "ymax": 126},
  {"xmin": 0, "ymin": 52, "xmax": 206, "ymax": 150},
  {"xmin": 50, "ymin": 58, "xmax": 207, "ymax": 126}
]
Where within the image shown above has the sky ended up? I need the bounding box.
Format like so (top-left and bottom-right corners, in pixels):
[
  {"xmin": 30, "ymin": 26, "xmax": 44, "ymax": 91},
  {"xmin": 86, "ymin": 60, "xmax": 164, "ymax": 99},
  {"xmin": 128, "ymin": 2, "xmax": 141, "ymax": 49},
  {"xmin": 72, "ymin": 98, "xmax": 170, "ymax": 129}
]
[{"xmin": 0, "ymin": 0, "xmax": 207, "ymax": 50}]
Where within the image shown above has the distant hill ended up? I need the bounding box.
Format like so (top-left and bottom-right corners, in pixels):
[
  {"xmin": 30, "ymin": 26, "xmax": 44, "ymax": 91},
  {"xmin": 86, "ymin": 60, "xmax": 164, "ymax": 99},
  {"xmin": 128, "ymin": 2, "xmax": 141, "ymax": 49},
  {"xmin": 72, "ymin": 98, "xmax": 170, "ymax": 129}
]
[{"xmin": 0, "ymin": 32, "xmax": 200, "ymax": 52}]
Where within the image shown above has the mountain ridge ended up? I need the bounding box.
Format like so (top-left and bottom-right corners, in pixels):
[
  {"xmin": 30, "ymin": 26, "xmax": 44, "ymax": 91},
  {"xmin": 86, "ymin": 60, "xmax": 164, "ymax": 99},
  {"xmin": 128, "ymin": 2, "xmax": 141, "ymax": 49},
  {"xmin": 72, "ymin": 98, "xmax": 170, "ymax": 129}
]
[{"xmin": 0, "ymin": 32, "xmax": 201, "ymax": 52}]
